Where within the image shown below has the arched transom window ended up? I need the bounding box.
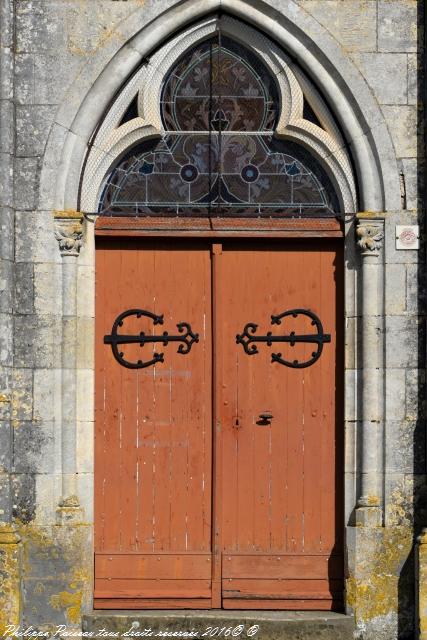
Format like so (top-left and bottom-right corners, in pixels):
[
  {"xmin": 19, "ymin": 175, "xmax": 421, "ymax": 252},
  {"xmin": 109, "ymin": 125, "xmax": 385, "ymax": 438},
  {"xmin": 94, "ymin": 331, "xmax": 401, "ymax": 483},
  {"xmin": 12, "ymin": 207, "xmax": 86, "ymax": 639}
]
[{"xmin": 98, "ymin": 35, "xmax": 340, "ymax": 217}]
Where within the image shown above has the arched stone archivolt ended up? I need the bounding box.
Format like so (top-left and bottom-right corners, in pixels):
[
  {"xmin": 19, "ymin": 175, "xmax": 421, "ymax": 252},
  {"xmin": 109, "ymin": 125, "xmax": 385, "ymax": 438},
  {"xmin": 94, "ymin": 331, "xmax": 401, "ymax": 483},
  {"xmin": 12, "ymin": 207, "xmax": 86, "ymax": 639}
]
[{"xmin": 80, "ymin": 15, "xmax": 357, "ymax": 216}]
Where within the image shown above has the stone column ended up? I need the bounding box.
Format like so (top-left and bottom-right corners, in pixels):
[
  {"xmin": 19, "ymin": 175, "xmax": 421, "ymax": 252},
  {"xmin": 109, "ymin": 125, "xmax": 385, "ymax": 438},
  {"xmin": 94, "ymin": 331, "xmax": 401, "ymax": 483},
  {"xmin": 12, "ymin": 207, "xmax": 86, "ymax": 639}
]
[
  {"xmin": 54, "ymin": 211, "xmax": 84, "ymax": 523},
  {"xmin": 355, "ymin": 217, "xmax": 385, "ymax": 527}
]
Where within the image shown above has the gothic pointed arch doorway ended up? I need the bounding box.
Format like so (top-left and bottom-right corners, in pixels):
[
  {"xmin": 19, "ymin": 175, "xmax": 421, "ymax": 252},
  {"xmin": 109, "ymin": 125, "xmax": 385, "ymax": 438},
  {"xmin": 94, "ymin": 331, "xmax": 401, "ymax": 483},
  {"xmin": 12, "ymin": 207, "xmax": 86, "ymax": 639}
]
[{"xmin": 91, "ymin": 17, "xmax": 350, "ymax": 611}]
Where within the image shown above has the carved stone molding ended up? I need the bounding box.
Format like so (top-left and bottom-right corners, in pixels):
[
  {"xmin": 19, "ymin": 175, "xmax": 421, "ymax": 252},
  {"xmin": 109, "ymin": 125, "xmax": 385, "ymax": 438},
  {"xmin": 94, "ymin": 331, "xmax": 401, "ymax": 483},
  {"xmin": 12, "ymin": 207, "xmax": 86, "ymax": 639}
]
[
  {"xmin": 54, "ymin": 217, "xmax": 83, "ymax": 257},
  {"xmin": 356, "ymin": 222, "xmax": 384, "ymax": 255}
]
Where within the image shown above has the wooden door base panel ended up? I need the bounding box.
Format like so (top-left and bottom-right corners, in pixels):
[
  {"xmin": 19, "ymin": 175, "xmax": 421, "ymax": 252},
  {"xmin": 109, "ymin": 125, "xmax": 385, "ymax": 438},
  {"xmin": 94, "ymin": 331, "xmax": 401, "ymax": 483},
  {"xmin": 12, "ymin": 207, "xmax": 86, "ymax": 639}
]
[
  {"xmin": 95, "ymin": 580, "xmax": 211, "ymax": 599},
  {"xmin": 94, "ymin": 598, "xmax": 213, "ymax": 610},
  {"xmin": 95, "ymin": 553, "xmax": 212, "ymax": 580},
  {"xmin": 222, "ymin": 599, "xmax": 344, "ymax": 611}
]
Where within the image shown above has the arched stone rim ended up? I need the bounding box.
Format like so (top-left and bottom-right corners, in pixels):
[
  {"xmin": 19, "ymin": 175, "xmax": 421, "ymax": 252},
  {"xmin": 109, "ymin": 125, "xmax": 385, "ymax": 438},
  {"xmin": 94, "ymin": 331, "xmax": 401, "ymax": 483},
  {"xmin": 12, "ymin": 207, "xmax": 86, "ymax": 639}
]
[
  {"xmin": 80, "ymin": 14, "xmax": 357, "ymax": 215},
  {"xmin": 41, "ymin": 0, "xmax": 400, "ymax": 215}
]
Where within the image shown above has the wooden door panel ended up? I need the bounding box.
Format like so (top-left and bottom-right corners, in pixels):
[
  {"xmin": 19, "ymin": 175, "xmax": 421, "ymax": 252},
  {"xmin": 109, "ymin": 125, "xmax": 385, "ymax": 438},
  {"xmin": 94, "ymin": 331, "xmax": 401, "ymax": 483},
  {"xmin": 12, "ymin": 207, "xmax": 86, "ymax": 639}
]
[
  {"xmin": 219, "ymin": 241, "xmax": 343, "ymax": 609},
  {"xmin": 222, "ymin": 554, "xmax": 343, "ymax": 579},
  {"xmin": 95, "ymin": 553, "xmax": 212, "ymax": 580},
  {"xmin": 94, "ymin": 579, "xmax": 212, "ymax": 599},
  {"xmin": 95, "ymin": 238, "xmax": 343, "ymax": 610},
  {"xmin": 95, "ymin": 239, "xmax": 212, "ymax": 608}
]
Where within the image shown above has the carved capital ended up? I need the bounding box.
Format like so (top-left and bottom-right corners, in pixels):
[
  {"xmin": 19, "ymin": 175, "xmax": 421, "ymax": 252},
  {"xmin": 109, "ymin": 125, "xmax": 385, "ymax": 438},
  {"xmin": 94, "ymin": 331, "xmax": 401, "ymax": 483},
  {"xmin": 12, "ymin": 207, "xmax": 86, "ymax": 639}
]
[
  {"xmin": 356, "ymin": 222, "xmax": 384, "ymax": 255},
  {"xmin": 54, "ymin": 218, "xmax": 83, "ymax": 257}
]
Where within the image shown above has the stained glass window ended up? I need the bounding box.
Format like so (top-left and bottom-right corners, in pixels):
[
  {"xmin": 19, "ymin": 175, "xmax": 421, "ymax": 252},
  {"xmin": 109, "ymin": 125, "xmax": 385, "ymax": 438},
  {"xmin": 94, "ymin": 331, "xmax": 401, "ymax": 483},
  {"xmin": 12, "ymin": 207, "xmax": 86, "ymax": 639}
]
[{"xmin": 99, "ymin": 36, "xmax": 339, "ymax": 217}]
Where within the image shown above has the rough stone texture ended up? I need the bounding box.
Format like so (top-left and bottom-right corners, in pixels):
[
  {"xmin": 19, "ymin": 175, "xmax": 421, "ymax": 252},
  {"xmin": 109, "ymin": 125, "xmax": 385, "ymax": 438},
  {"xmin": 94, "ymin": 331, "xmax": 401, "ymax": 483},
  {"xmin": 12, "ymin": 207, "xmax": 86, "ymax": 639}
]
[
  {"xmin": 350, "ymin": 53, "xmax": 408, "ymax": 105},
  {"xmin": 0, "ymin": 1, "xmax": 425, "ymax": 639},
  {"xmin": 378, "ymin": 0, "xmax": 418, "ymax": 53},
  {"xmin": 382, "ymin": 105, "xmax": 418, "ymax": 158},
  {"xmin": 297, "ymin": 1, "xmax": 377, "ymax": 52},
  {"xmin": 83, "ymin": 611, "xmax": 355, "ymax": 640},
  {"xmin": 13, "ymin": 158, "xmax": 39, "ymax": 210}
]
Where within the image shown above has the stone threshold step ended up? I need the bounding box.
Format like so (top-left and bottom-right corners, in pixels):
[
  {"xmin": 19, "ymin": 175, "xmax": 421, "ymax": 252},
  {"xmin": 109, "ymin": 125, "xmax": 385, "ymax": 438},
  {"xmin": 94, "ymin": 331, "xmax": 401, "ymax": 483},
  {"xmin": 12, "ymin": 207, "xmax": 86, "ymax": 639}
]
[{"xmin": 83, "ymin": 611, "xmax": 354, "ymax": 640}]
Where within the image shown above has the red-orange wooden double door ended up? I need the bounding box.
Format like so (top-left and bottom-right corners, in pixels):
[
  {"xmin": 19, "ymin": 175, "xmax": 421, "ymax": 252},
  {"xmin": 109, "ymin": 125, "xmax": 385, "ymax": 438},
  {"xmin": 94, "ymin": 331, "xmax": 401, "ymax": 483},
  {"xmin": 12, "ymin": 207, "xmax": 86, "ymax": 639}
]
[{"xmin": 95, "ymin": 238, "xmax": 343, "ymax": 610}]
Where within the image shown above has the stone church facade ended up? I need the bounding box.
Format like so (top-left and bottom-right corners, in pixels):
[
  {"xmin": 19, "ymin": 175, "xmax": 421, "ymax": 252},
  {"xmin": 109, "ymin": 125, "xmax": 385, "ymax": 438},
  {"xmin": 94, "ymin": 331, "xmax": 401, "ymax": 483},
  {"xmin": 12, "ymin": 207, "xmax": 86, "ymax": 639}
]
[{"xmin": 0, "ymin": 1, "xmax": 425, "ymax": 639}]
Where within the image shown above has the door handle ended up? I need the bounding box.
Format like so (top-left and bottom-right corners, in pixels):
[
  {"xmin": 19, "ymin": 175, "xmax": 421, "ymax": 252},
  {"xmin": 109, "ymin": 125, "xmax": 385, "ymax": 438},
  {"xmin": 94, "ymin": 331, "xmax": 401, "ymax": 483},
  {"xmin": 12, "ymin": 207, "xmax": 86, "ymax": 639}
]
[{"xmin": 257, "ymin": 411, "xmax": 273, "ymax": 425}]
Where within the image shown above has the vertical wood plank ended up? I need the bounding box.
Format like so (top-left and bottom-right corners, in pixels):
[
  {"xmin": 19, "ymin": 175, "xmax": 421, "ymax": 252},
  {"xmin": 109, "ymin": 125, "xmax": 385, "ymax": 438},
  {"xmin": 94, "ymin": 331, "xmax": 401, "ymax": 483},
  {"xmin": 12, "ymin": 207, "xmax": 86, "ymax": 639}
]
[
  {"xmin": 211, "ymin": 242, "xmax": 223, "ymax": 608},
  {"xmin": 95, "ymin": 239, "xmax": 213, "ymax": 604}
]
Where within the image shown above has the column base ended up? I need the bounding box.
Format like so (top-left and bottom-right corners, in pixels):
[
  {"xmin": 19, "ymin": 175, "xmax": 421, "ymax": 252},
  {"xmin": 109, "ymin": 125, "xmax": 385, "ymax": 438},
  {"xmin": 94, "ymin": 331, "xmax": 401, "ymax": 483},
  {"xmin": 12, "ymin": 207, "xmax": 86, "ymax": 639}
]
[
  {"xmin": 355, "ymin": 505, "xmax": 382, "ymax": 527},
  {"xmin": 56, "ymin": 495, "xmax": 84, "ymax": 524}
]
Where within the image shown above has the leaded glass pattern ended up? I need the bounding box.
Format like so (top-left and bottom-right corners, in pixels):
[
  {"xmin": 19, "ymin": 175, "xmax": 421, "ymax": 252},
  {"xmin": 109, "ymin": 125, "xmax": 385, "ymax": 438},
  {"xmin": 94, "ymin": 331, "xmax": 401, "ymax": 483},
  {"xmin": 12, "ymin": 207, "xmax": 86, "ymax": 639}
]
[{"xmin": 99, "ymin": 36, "xmax": 339, "ymax": 217}]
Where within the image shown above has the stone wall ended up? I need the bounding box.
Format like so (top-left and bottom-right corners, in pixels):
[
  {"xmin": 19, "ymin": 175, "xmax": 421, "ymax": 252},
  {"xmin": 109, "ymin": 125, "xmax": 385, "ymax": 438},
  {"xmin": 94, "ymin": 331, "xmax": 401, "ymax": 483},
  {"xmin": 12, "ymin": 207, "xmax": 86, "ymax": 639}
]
[{"xmin": 0, "ymin": 1, "xmax": 424, "ymax": 639}]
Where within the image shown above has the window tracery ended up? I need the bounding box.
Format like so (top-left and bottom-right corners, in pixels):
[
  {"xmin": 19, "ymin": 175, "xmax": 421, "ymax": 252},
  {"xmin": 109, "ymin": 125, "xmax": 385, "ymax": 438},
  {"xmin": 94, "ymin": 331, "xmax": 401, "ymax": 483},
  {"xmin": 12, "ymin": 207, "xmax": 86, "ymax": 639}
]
[{"xmin": 99, "ymin": 36, "xmax": 339, "ymax": 217}]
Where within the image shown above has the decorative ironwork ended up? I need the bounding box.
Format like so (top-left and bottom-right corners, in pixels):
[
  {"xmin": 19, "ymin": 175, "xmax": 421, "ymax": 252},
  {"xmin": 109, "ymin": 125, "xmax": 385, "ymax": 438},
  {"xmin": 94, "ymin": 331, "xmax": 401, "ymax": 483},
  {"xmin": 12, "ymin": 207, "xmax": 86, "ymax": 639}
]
[
  {"xmin": 104, "ymin": 309, "xmax": 199, "ymax": 369},
  {"xmin": 236, "ymin": 308, "xmax": 331, "ymax": 368}
]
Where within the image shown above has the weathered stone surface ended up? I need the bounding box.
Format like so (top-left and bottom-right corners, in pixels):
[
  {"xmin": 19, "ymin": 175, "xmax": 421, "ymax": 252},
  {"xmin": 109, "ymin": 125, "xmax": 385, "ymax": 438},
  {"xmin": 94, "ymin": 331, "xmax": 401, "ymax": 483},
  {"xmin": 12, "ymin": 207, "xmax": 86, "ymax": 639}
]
[
  {"xmin": 0, "ymin": 207, "xmax": 14, "ymax": 261},
  {"xmin": 16, "ymin": 105, "xmax": 57, "ymax": 157},
  {"xmin": 0, "ymin": 257, "xmax": 13, "ymax": 313},
  {"xmin": 346, "ymin": 524, "xmax": 414, "ymax": 639},
  {"xmin": 76, "ymin": 421, "xmax": 93, "ymax": 474},
  {"xmin": 14, "ymin": 157, "xmax": 39, "ymax": 210},
  {"xmin": 386, "ymin": 316, "xmax": 425, "ymax": 369},
  {"xmin": 16, "ymin": 1, "xmax": 67, "ymax": 54},
  {"xmin": 14, "ymin": 263, "xmax": 34, "ymax": 315},
  {"xmin": 385, "ymin": 419, "xmax": 426, "ymax": 473},
  {"xmin": 11, "ymin": 472, "xmax": 36, "ymax": 524},
  {"xmin": 378, "ymin": 0, "xmax": 418, "ymax": 53},
  {"xmin": 0, "ymin": 420, "xmax": 12, "ymax": 473},
  {"xmin": 345, "ymin": 317, "xmax": 360, "ymax": 369},
  {"xmin": 11, "ymin": 368, "xmax": 33, "ymax": 422},
  {"xmin": 0, "ymin": 473, "xmax": 12, "ymax": 521},
  {"xmin": 297, "ymin": 0, "xmax": 377, "ymax": 52},
  {"xmin": 408, "ymin": 53, "xmax": 423, "ymax": 106},
  {"xmin": 385, "ymin": 472, "xmax": 427, "ymax": 528},
  {"xmin": 382, "ymin": 105, "xmax": 418, "ymax": 158},
  {"xmin": 20, "ymin": 523, "xmax": 92, "ymax": 626},
  {"xmin": 76, "ymin": 317, "xmax": 94, "ymax": 369},
  {"xmin": 76, "ymin": 369, "xmax": 94, "ymax": 424},
  {"xmin": 0, "ymin": 152, "xmax": 13, "ymax": 207},
  {"xmin": 22, "ymin": 577, "xmax": 69, "ymax": 628},
  {"xmin": 15, "ymin": 52, "xmax": 82, "ymax": 105},
  {"xmin": 13, "ymin": 315, "xmax": 61, "ymax": 369},
  {"xmin": 14, "ymin": 53, "xmax": 33, "ymax": 104},
  {"xmin": 33, "ymin": 368, "xmax": 61, "ymax": 424},
  {"xmin": 84, "ymin": 611, "xmax": 355, "ymax": 640},
  {"xmin": 406, "ymin": 367, "xmax": 426, "ymax": 420},
  {"xmin": 0, "ymin": 312, "xmax": 13, "ymax": 366},
  {"xmin": 385, "ymin": 263, "xmax": 406, "ymax": 314},
  {"xmin": 13, "ymin": 421, "xmax": 54, "ymax": 474},
  {"xmin": 351, "ymin": 53, "xmax": 407, "ymax": 105},
  {"xmin": 15, "ymin": 211, "xmax": 60, "ymax": 264},
  {"xmin": 385, "ymin": 369, "xmax": 406, "ymax": 421},
  {"xmin": 401, "ymin": 157, "xmax": 424, "ymax": 211},
  {"xmin": 0, "ymin": 99, "xmax": 14, "ymax": 153},
  {"xmin": 34, "ymin": 263, "xmax": 61, "ymax": 316},
  {"xmin": 406, "ymin": 262, "xmax": 427, "ymax": 315}
]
